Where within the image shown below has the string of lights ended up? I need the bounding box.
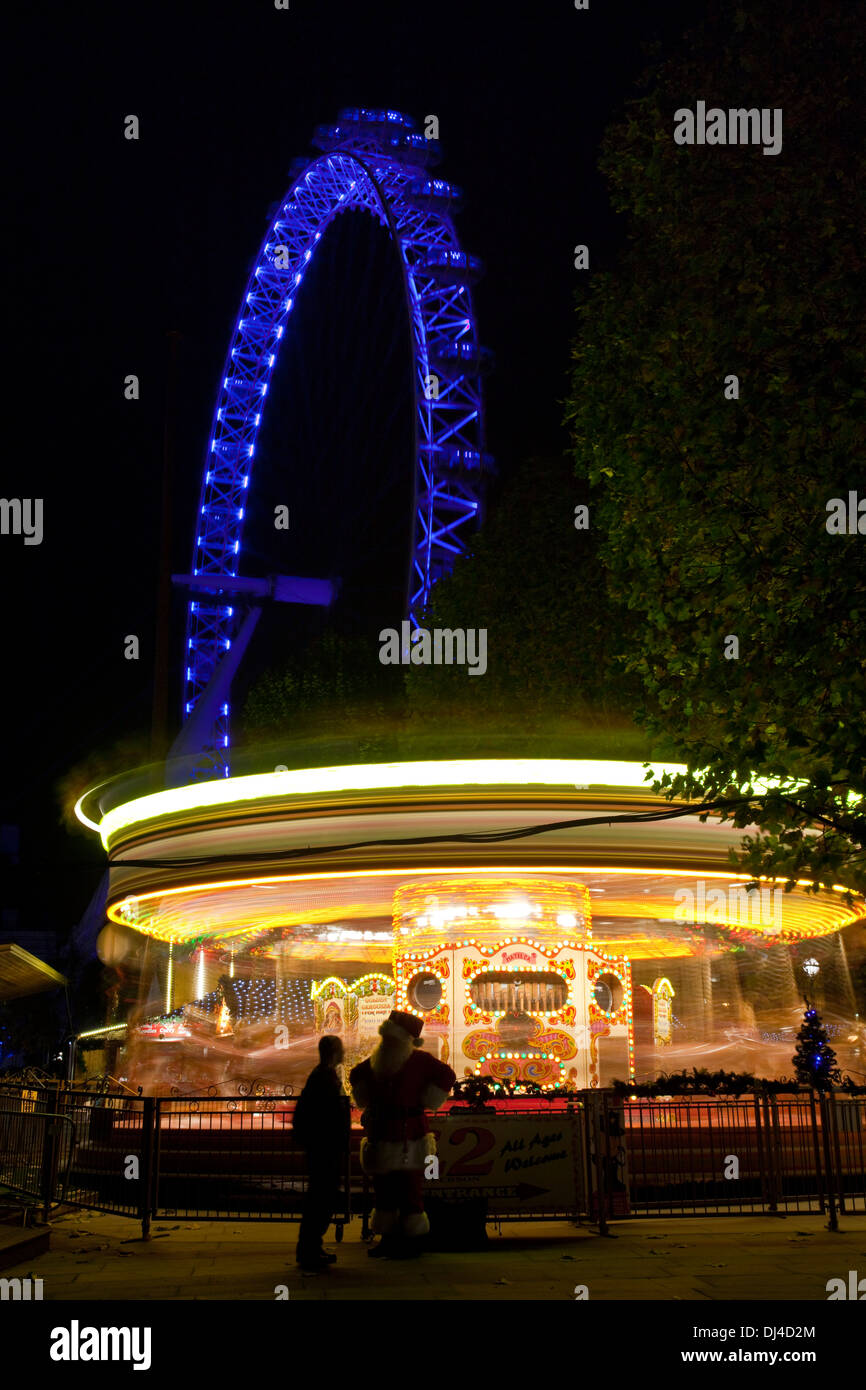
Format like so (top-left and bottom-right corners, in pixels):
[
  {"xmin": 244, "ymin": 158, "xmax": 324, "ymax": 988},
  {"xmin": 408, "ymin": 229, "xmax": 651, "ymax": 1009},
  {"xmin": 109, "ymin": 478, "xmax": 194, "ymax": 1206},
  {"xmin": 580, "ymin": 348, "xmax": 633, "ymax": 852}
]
[
  {"xmin": 221, "ymin": 974, "xmax": 314, "ymax": 1027},
  {"xmin": 107, "ymin": 797, "xmax": 747, "ymax": 869}
]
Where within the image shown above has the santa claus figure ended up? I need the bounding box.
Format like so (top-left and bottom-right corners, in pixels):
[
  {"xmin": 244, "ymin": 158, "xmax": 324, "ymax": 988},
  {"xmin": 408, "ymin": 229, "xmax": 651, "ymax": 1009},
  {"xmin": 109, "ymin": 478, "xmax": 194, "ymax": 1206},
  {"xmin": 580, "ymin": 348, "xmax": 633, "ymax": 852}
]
[{"xmin": 350, "ymin": 1009, "xmax": 456, "ymax": 1258}]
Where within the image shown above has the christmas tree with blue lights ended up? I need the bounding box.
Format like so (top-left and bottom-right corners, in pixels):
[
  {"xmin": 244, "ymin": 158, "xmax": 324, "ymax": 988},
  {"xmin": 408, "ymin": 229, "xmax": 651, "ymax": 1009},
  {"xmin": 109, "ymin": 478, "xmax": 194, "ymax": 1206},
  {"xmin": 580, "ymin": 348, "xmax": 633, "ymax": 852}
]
[{"xmin": 792, "ymin": 1001, "xmax": 842, "ymax": 1092}]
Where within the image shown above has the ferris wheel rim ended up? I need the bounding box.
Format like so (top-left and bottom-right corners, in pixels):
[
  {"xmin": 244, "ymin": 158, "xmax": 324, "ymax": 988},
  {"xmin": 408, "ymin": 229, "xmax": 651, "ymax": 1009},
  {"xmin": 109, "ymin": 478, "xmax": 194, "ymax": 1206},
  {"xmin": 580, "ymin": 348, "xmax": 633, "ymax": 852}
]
[{"xmin": 183, "ymin": 112, "xmax": 492, "ymax": 777}]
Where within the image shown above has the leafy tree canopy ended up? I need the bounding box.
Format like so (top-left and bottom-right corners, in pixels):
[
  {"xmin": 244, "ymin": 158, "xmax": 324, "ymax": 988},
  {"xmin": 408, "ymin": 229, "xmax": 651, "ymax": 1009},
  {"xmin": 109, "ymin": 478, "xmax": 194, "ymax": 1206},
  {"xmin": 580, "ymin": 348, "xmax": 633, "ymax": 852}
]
[
  {"xmin": 240, "ymin": 627, "xmax": 408, "ymax": 763},
  {"xmin": 566, "ymin": 0, "xmax": 866, "ymax": 896}
]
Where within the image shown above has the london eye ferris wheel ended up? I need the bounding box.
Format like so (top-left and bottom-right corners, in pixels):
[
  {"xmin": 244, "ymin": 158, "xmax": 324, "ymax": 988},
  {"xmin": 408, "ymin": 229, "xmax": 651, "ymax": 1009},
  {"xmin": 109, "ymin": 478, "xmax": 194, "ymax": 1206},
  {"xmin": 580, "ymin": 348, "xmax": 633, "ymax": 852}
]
[{"xmin": 179, "ymin": 109, "xmax": 494, "ymax": 778}]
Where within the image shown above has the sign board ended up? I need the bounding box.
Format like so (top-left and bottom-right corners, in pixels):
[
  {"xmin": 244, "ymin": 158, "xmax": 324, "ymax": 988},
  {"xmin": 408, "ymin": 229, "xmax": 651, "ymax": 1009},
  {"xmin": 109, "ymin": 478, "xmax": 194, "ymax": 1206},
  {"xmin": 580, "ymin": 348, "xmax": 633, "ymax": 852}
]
[
  {"xmin": 427, "ymin": 1111, "xmax": 583, "ymax": 1213},
  {"xmin": 357, "ymin": 994, "xmax": 392, "ymax": 1038},
  {"xmin": 652, "ymin": 977, "xmax": 675, "ymax": 1047},
  {"xmin": 138, "ymin": 1021, "xmax": 191, "ymax": 1040},
  {"xmin": 323, "ymin": 999, "xmax": 345, "ymax": 1033}
]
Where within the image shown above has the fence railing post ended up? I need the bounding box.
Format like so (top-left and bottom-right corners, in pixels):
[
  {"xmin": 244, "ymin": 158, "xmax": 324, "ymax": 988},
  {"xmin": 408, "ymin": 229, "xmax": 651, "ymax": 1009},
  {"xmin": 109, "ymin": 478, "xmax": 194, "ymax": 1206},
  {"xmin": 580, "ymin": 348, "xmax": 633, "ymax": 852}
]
[
  {"xmin": 342, "ymin": 1096, "xmax": 351, "ymax": 1228},
  {"xmin": 818, "ymin": 1092, "xmax": 839, "ymax": 1232},
  {"xmin": 754, "ymin": 1092, "xmax": 768, "ymax": 1212},
  {"xmin": 827, "ymin": 1094, "xmax": 848, "ymax": 1216},
  {"xmin": 806, "ymin": 1089, "xmax": 827, "ymax": 1220},
  {"xmin": 586, "ymin": 1091, "xmax": 609, "ymax": 1236},
  {"xmin": 762, "ymin": 1092, "xmax": 781, "ymax": 1215},
  {"xmin": 138, "ymin": 1097, "xmax": 156, "ymax": 1240},
  {"xmin": 566, "ymin": 1100, "xmax": 584, "ymax": 1223},
  {"xmin": 39, "ymin": 1112, "xmax": 60, "ymax": 1223}
]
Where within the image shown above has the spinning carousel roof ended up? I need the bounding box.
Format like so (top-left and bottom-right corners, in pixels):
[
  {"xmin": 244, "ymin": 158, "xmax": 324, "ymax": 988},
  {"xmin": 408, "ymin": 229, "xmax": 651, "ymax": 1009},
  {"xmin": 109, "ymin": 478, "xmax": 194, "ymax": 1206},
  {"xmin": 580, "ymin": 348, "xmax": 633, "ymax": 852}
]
[{"xmin": 77, "ymin": 759, "xmax": 863, "ymax": 961}]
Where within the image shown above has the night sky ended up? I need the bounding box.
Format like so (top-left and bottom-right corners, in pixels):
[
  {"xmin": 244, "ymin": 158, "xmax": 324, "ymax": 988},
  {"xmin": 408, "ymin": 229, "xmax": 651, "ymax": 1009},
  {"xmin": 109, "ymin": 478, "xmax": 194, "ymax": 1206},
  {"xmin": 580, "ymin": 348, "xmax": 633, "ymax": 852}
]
[{"xmin": 3, "ymin": 0, "xmax": 697, "ymax": 932}]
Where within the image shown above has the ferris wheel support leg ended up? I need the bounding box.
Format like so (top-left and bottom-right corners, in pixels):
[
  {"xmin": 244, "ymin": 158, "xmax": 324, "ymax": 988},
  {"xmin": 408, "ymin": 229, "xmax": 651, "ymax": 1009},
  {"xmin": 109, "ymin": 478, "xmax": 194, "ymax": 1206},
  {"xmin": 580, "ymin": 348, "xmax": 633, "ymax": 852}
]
[
  {"xmin": 170, "ymin": 572, "xmax": 337, "ymax": 784},
  {"xmin": 166, "ymin": 603, "xmax": 264, "ymax": 785}
]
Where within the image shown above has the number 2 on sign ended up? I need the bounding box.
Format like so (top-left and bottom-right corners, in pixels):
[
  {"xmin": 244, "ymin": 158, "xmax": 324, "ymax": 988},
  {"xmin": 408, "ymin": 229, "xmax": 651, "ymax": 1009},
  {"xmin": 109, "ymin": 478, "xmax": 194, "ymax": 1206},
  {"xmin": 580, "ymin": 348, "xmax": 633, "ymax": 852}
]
[{"xmin": 428, "ymin": 1126, "xmax": 496, "ymax": 1179}]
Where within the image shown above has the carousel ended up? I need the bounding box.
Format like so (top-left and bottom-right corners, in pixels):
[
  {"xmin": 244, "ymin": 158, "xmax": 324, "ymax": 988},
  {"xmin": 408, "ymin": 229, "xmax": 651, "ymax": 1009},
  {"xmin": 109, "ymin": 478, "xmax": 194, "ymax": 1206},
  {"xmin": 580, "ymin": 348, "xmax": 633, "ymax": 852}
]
[{"xmin": 76, "ymin": 758, "xmax": 866, "ymax": 1095}]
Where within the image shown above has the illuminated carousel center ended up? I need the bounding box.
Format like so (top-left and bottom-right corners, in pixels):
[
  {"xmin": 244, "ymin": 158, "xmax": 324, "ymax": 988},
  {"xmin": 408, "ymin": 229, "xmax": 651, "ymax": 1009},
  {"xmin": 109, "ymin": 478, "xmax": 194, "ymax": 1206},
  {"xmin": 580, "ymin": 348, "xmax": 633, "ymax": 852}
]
[{"xmin": 391, "ymin": 878, "xmax": 632, "ymax": 1090}]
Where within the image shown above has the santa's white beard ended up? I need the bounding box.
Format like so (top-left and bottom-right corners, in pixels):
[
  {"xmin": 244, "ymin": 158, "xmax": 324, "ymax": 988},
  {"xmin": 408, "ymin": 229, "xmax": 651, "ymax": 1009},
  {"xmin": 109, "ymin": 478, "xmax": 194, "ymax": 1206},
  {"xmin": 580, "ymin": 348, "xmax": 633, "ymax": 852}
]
[{"xmin": 370, "ymin": 1033, "xmax": 414, "ymax": 1076}]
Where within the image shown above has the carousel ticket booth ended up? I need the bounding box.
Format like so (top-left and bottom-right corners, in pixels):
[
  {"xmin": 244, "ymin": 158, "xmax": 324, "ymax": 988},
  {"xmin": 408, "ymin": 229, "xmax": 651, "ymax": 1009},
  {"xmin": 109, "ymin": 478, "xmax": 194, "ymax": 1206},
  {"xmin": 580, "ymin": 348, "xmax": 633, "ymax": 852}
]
[{"xmin": 391, "ymin": 878, "xmax": 634, "ymax": 1089}]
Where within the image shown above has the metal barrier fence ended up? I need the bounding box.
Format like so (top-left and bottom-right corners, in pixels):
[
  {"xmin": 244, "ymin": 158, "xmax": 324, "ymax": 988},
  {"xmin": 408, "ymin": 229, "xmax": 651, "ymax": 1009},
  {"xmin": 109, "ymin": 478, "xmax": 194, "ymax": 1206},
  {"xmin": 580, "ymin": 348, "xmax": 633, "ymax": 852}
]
[
  {"xmin": 595, "ymin": 1093, "xmax": 866, "ymax": 1227},
  {"xmin": 0, "ymin": 1101, "xmax": 76, "ymax": 1221},
  {"xmin": 153, "ymin": 1096, "xmax": 350, "ymax": 1231},
  {"xmin": 1, "ymin": 1091, "xmax": 155, "ymax": 1229},
  {"xmin": 1, "ymin": 1086, "xmax": 863, "ymax": 1237},
  {"xmin": 0, "ymin": 1087, "xmax": 351, "ymax": 1239}
]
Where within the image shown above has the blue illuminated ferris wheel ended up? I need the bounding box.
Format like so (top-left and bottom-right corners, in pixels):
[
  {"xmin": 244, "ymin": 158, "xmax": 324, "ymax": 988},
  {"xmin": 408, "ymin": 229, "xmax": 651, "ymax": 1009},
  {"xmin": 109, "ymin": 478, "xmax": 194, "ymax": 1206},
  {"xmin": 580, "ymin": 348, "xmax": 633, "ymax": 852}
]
[{"xmin": 179, "ymin": 109, "xmax": 494, "ymax": 777}]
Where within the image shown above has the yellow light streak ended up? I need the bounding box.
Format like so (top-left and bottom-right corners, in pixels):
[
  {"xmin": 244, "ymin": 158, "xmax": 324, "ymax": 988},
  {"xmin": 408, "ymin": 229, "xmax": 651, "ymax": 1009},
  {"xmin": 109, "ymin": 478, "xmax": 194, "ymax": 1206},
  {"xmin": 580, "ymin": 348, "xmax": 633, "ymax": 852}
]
[{"xmin": 81, "ymin": 759, "xmax": 688, "ymax": 848}]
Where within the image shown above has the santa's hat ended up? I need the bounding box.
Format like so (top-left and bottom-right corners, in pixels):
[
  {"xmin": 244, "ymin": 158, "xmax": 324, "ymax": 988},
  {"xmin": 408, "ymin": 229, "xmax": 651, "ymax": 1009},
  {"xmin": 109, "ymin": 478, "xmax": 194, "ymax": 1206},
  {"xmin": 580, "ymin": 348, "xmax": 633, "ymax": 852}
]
[{"xmin": 379, "ymin": 1009, "xmax": 424, "ymax": 1043}]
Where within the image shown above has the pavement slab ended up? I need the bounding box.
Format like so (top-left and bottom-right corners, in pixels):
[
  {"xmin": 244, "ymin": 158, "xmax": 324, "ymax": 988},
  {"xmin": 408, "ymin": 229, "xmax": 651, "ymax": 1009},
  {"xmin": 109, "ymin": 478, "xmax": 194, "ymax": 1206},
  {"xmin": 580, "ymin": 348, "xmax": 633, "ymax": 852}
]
[{"xmin": 1, "ymin": 1209, "xmax": 862, "ymax": 1301}]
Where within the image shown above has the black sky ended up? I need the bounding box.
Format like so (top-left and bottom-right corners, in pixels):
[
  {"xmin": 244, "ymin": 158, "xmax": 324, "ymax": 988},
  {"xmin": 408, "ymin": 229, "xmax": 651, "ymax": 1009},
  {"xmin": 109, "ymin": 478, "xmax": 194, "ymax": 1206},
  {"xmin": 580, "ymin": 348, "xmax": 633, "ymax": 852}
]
[{"xmin": 2, "ymin": 0, "xmax": 697, "ymax": 929}]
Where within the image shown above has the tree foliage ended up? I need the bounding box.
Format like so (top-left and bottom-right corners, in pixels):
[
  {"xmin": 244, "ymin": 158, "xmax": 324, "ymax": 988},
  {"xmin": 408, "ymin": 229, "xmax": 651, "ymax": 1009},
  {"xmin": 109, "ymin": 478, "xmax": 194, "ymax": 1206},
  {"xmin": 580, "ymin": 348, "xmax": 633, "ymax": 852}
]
[
  {"xmin": 404, "ymin": 453, "xmax": 647, "ymax": 750},
  {"xmin": 57, "ymin": 731, "xmax": 153, "ymax": 832},
  {"xmin": 792, "ymin": 1003, "xmax": 843, "ymax": 1093},
  {"xmin": 241, "ymin": 628, "xmax": 405, "ymax": 743},
  {"xmin": 566, "ymin": 0, "xmax": 866, "ymax": 895},
  {"xmin": 240, "ymin": 456, "xmax": 653, "ymax": 761}
]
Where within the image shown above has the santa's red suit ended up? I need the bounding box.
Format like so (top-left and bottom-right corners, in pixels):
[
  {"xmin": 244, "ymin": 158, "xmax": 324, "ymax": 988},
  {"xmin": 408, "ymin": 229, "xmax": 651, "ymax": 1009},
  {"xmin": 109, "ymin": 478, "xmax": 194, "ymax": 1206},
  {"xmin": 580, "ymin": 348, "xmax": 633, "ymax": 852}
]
[{"xmin": 350, "ymin": 1010, "xmax": 456, "ymax": 1241}]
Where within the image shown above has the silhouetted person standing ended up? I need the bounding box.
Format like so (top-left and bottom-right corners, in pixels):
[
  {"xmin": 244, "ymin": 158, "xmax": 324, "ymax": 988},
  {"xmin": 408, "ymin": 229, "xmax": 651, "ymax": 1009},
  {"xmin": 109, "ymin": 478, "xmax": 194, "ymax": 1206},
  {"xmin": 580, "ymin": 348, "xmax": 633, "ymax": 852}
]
[{"xmin": 292, "ymin": 1035, "xmax": 349, "ymax": 1271}]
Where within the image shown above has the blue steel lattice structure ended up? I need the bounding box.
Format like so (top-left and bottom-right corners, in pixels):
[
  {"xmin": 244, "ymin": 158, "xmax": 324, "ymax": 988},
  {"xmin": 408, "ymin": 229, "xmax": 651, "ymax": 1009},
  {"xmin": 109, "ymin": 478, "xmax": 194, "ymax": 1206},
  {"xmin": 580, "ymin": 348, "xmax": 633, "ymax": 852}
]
[{"xmin": 183, "ymin": 109, "xmax": 494, "ymax": 776}]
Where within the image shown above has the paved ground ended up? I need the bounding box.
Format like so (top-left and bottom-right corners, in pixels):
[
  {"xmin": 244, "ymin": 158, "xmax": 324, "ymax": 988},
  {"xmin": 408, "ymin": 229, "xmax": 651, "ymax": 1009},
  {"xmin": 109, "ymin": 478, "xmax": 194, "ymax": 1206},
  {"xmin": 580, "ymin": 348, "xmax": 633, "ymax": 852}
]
[{"xmin": 3, "ymin": 1208, "xmax": 865, "ymax": 1300}]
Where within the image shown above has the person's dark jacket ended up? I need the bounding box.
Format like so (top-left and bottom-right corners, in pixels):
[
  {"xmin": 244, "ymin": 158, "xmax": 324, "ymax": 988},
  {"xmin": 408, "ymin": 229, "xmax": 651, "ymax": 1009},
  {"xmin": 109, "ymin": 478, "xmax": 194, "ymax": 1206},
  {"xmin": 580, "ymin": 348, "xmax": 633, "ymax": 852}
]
[{"xmin": 292, "ymin": 1064, "xmax": 350, "ymax": 1155}]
